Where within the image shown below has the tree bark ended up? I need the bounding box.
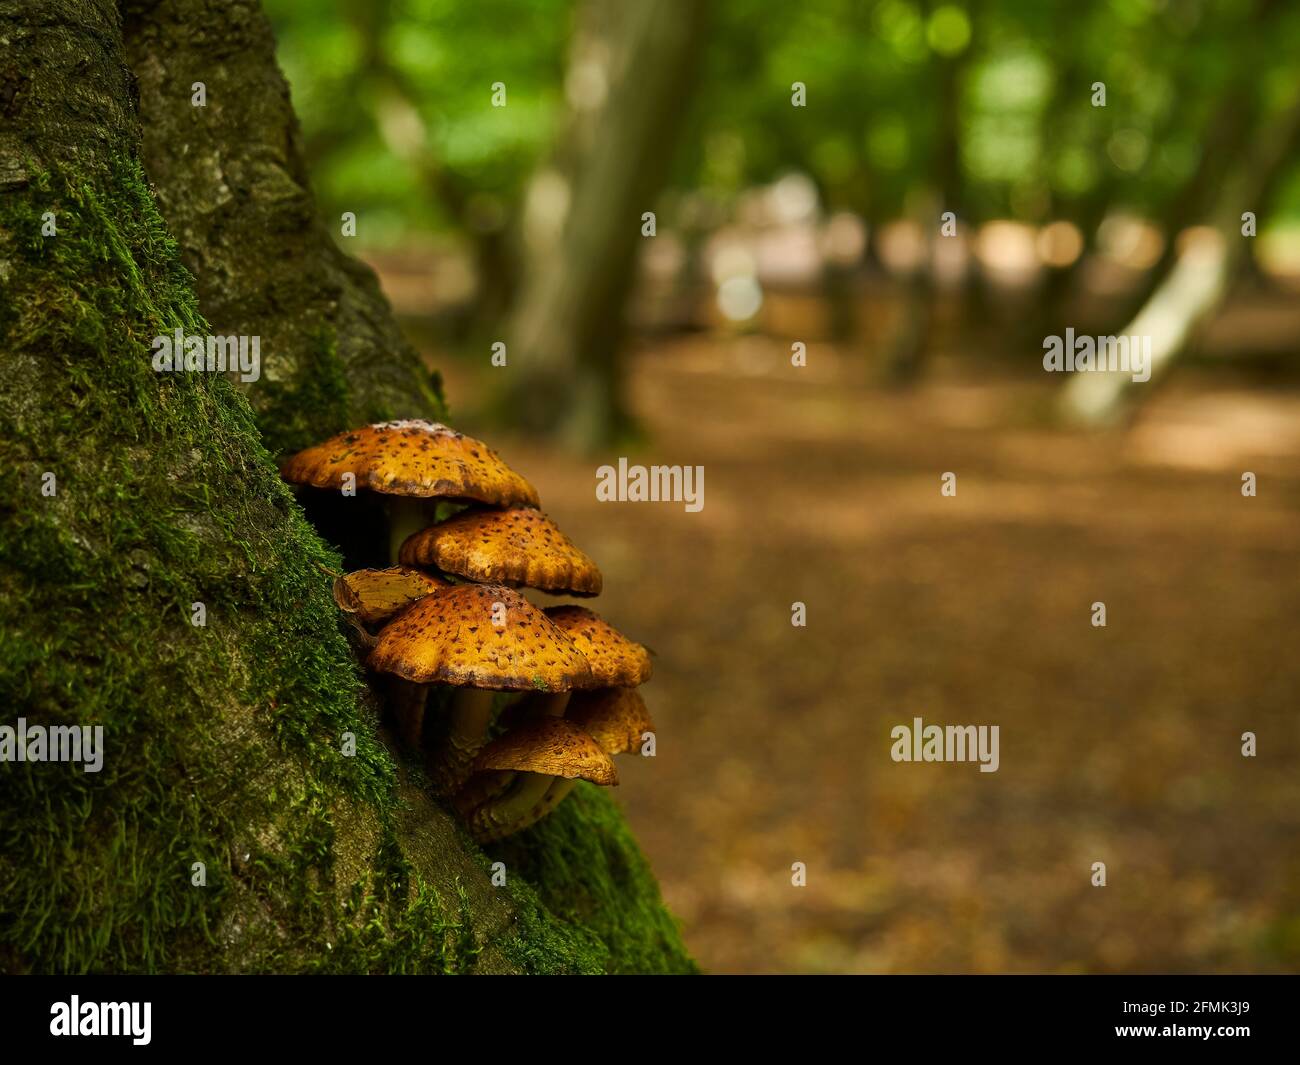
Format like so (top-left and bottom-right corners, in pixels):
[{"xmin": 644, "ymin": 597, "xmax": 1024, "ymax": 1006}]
[
  {"xmin": 120, "ymin": 0, "xmax": 445, "ymax": 457},
  {"xmin": 0, "ymin": 0, "xmax": 692, "ymax": 974},
  {"xmin": 500, "ymin": 0, "xmax": 708, "ymax": 450}
]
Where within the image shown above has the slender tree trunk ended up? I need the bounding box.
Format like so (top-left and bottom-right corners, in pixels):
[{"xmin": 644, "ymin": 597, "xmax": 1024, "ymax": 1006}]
[
  {"xmin": 1059, "ymin": 93, "xmax": 1300, "ymax": 426},
  {"xmin": 883, "ymin": 226, "xmax": 937, "ymax": 383},
  {"xmin": 882, "ymin": 17, "xmax": 967, "ymax": 383},
  {"xmin": 501, "ymin": 0, "xmax": 708, "ymax": 450},
  {"xmin": 0, "ymin": 0, "xmax": 692, "ymax": 974}
]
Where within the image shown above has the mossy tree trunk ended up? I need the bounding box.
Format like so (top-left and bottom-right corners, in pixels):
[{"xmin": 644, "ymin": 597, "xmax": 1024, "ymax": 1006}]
[
  {"xmin": 0, "ymin": 0, "xmax": 693, "ymax": 975},
  {"xmin": 120, "ymin": 0, "xmax": 445, "ymax": 458}
]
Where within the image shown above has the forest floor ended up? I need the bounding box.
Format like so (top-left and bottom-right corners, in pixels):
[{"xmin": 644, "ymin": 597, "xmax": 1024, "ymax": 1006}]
[{"xmin": 432, "ymin": 333, "xmax": 1300, "ymax": 974}]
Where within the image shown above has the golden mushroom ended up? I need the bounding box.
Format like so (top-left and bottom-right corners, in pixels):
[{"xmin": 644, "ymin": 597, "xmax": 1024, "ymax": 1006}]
[
  {"xmin": 506, "ymin": 605, "xmax": 653, "ymax": 721},
  {"xmin": 455, "ymin": 717, "xmax": 617, "ymax": 843},
  {"xmin": 400, "ymin": 506, "xmax": 602, "ymax": 596},
  {"xmin": 281, "ymin": 420, "xmax": 540, "ymax": 562},
  {"xmin": 526, "ymin": 680, "xmax": 656, "ymax": 825},
  {"xmin": 449, "ymin": 605, "xmax": 653, "ymax": 839},
  {"xmin": 368, "ymin": 583, "xmax": 591, "ymax": 791},
  {"xmin": 333, "ymin": 566, "xmax": 447, "ymax": 631},
  {"xmin": 544, "ymin": 605, "xmax": 651, "ymax": 684},
  {"xmin": 568, "ymin": 686, "xmax": 655, "ymax": 757}
]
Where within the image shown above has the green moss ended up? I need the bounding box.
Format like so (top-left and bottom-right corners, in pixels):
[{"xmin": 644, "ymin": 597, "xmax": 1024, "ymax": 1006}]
[
  {"xmin": 299, "ymin": 824, "xmax": 483, "ymax": 975},
  {"xmin": 491, "ymin": 786, "xmax": 699, "ymax": 974},
  {"xmin": 245, "ymin": 310, "xmax": 449, "ymax": 460},
  {"xmin": 0, "ymin": 154, "xmax": 693, "ymax": 975},
  {"xmin": 0, "ymin": 155, "xmax": 396, "ymax": 971},
  {"xmin": 255, "ymin": 327, "xmax": 354, "ymax": 458}
]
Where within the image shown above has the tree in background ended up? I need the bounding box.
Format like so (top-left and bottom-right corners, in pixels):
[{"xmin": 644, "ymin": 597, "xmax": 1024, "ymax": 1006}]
[
  {"xmin": 268, "ymin": 0, "xmax": 571, "ymax": 337},
  {"xmin": 264, "ymin": 0, "xmax": 1300, "ymax": 432},
  {"xmin": 1060, "ymin": 88, "xmax": 1300, "ymax": 425},
  {"xmin": 500, "ymin": 0, "xmax": 710, "ymax": 449}
]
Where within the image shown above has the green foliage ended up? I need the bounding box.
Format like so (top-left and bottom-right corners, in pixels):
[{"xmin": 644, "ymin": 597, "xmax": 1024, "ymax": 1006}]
[
  {"xmin": 265, "ymin": 0, "xmax": 571, "ymax": 245},
  {"xmin": 683, "ymin": 0, "xmax": 1300, "ymax": 222},
  {"xmin": 267, "ymin": 0, "xmax": 1300, "ymax": 238}
]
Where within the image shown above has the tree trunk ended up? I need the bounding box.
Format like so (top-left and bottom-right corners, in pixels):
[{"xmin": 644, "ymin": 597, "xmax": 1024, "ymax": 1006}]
[
  {"xmin": 120, "ymin": 0, "xmax": 445, "ymax": 457},
  {"xmin": 881, "ymin": 20, "xmax": 967, "ymax": 384},
  {"xmin": 0, "ymin": 0, "xmax": 693, "ymax": 974},
  {"xmin": 500, "ymin": 0, "xmax": 708, "ymax": 450},
  {"xmin": 1059, "ymin": 92, "xmax": 1300, "ymax": 426},
  {"xmin": 883, "ymin": 240, "xmax": 937, "ymax": 383}
]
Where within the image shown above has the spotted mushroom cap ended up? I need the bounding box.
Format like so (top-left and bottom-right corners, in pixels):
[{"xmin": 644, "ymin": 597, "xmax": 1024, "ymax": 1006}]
[
  {"xmin": 368, "ymin": 584, "xmax": 592, "ymax": 691},
  {"xmin": 567, "ymin": 687, "xmax": 654, "ymax": 756},
  {"xmin": 399, "ymin": 507, "xmax": 602, "ymax": 596},
  {"xmin": 473, "ymin": 717, "xmax": 618, "ymax": 785},
  {"xmin": 280, "ymin": 420, "xmax": 540, "ymax": 508},
  {"xmin": 544, "ymin": 605, "xmax": 652, "ymax": 689},
  {"xmin": 333, "ymin": 566, "xmax": 447, "ymax": 629}
]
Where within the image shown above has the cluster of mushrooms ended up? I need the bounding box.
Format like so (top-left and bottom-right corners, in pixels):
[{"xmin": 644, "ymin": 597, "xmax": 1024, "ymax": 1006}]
[{"xmin": 280, "ymin": 420, "xmax": 654, "ymax": 842}]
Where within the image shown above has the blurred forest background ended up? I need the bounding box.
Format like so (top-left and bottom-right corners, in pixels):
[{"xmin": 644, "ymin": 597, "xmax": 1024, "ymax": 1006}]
[{"xmin": 263, "ymin": 0, "xmax": 1300, "ymax": 973}]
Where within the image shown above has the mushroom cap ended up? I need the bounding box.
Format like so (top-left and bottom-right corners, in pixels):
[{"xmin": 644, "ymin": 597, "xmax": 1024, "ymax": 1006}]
[
  {"xmin": 399, "ymin": 507, "xmax": 602, "ymax": 596},
  {"xmin": 333, "ymin": 566, "xmax": 446, "ymax": 628},
  {"xmin": 473, "ymin": 717, "xmax": 618, "ymax": 784},
  {"xmin": 567, "ymin": 687, "xmax": 655, "ymax": 756},
  {"xmin": 280, "ymin": 420, "xmax": 540, "ymax": 508},
  {"xmin": 368, "ymin": 584, "xmax": 593, "ymax": 692},
  {"xmin": 544, "ymin": 605, "xmax": 652, "ymax": 688}
]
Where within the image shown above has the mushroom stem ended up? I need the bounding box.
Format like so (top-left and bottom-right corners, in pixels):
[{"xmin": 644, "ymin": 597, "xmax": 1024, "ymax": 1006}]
[
  {"xmin": 468, "ymin": 770, "xmax": 563, "ymax": 842},
  {"xmin": 429, "ymin": 687, "xmax": 496, "ymax": 794},
  {"xmin": 494, "ymin": 776, "xmax": 583, "ymax": 842},
  {"xmin": 509, "ymin": 689, "xmax": 572, "ymax": 720},
  {"xmin": 530, "ymin": 776, "xmax": 579, "ymax": 821},
  {"xmin": 387, "ymin": 497, "xmax": 429, "ymax": 565},
  {"xmin": 537, "ymin": 691, "xmax": 571, "ymax": 717},
  {"xmin": 452, "ymin": 769, "xmax": 515, "ymax": 820}
]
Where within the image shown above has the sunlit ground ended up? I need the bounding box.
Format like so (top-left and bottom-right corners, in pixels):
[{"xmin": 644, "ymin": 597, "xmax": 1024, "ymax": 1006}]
[{"xmin": 422, "ymin": 328, "xmax": 1300, "ymax": 974}]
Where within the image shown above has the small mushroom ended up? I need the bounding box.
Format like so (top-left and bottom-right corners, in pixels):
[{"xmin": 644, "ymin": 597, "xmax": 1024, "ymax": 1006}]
[
  {"xmin": 528, "ymin": 686, "xmax": 655, "ymax": 823},
  {"xmin": 367, "ymin": 583, "xmax": 591, "ymax": 791},
  {"xmin": 567, "ymin": 686, "xmax": 655, "ymax": 756},
  {"xmin": 507, "ymin": 605, "xmax": 652, "ymax": 720},
  {"xmin": 399, "ymin": 506, "xmax": 602, "ymax": 596},
  {"xmin": 456, "ymin": 717, "xmax": 617, "ymax": 843},
  {"xmin": 333, "ymin": 566, "xmax": 447, "ymax": 633},
  {"xmin": 281, "ymin": 420, "xmax": 540, "ymax": 562}
]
